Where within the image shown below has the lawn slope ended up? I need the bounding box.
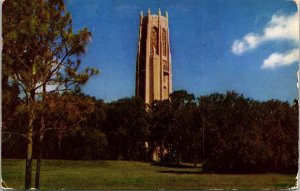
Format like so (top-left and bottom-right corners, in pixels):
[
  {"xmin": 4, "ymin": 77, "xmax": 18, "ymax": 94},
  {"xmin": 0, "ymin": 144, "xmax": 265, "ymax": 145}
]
[{"xmin": 2, "ymin": 159, "xmax": 297, "ymax": 190}]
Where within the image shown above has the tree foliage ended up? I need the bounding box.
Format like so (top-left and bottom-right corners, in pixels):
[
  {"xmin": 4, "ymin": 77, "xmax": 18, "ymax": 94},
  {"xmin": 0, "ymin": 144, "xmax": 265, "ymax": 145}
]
[
  {"xmin": 104, "ymin": 97, "xmax": 150, "ymax": 160},
  {"xmin": 2, "ymin": 0, "xmax": 98, "ymax": 188}
]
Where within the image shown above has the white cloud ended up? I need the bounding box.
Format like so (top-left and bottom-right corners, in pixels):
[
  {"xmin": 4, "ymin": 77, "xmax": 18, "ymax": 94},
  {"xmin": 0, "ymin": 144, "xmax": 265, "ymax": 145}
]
[
  {"xmin": 232, "ymin": 12, "xmax": 299, "ymax": 55},
  {"xmin": 232, "ymin": 33, "xmax": 262, "ymax": 55},
  {"xmin": 261, "ymin": 48, "xmax": 299, "ymax": 69},
  {"xmin": 264, "ymin": 13, "xmax": 299, "ymax": 41},
  {"xmin": 232, "ymin": 11, "xmax": 299, "ymax": 70}
]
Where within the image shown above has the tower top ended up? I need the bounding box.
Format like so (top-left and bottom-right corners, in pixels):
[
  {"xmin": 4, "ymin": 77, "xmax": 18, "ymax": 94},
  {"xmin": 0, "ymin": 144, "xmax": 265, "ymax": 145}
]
[{"xmin": 146, "ymin": 8, "xmax": 168, "ymax": 17}]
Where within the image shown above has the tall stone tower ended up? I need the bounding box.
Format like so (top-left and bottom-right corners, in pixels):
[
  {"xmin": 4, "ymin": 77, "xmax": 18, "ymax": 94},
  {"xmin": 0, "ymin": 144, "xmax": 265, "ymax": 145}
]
[{"xmin": 135, "ymin": 9, "xmax": 172, "ymax": 104}]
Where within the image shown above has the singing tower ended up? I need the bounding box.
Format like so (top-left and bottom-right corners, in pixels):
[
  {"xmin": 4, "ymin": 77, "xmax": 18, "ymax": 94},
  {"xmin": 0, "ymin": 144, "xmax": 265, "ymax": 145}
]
[{"xmin": 135, "ymin": 9, "xmax": 172, "ymax": 104}]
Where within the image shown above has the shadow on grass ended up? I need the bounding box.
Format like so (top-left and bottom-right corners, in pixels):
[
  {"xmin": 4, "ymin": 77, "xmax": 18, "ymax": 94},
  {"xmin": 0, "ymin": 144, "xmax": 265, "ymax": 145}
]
[
  {"xmin": 157, "ymin": 170, "xmax": 202, "ymax": 175},
  {"xmin": 151, "ymin": 162, "xmax": 200, "ymax": 169}
]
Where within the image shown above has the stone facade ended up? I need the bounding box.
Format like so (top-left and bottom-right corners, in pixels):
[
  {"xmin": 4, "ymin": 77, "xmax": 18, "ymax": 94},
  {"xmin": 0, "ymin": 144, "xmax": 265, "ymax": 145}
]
[{"xmin": 136, "ymin": 9, "xmax": 172, "ymax": 105}]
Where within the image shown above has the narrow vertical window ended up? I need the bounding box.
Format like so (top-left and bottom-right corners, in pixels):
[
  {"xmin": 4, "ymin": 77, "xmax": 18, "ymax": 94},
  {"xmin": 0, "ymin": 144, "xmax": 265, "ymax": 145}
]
[
  {"xmin": 162, "ymin": 29, "xmax": 167, "ymax": 56},
  {"xmin": 151, "ymin": 27, "xmax": 158, "ymax": 55},
  {"xmin": 163, "ymin": 60, "xmax": 168, "ymax": 71}
]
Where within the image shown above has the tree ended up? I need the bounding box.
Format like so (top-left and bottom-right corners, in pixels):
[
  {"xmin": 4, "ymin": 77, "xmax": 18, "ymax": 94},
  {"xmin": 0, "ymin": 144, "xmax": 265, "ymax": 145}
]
[
  {"xmin": 198, "ymin": 91, "xmax": 298, "ymax": 173},
  {"xmin": 258, "ymin": 100, "xmax": 298, "ymax": 172},
  {"xmin": 148, "ymin": 90, "xmax": 197, "ymax": 163},
  {"xmin": 149, "ymin": 99, "xmax": 173, "ymax": 161},
  {"xmin": 199, "ymin": 92, "xmax": 260, "ymax": 172},
  {"xmin": 105, "ymin": 97, "xmax": 149, "ymax": 160},
  {"xmin": 2, "ymin": 74, "xmax": 27, "ymax": 158},
  {"xmin": 2, "ymin": 0, "xmax": 98, "ymax": 188},
  {"xmin": 169, "ymin": 90, "xmax": 196, "ymax": 164},
  {"xmin": 54, "ymin": 94, "xmax": 107, "ymax": 160}
]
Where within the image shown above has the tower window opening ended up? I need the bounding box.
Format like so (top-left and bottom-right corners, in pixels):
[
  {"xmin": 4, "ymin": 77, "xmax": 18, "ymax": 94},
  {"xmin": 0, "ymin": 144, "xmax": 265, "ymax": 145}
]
[
  {"xmin": 150, "ymin": 27, "xmax": 158, "ymax": 55},
  {"xmin": 163, "ymin": 60, "xmax": 168, "ymax": 71},
  {"xmin": 162, "ymin": 29, "xmax": 167, "ymax": 56}
]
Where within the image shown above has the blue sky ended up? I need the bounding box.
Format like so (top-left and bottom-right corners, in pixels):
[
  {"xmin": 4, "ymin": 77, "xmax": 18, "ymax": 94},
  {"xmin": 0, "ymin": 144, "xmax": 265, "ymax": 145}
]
[{"xmin": 65, "ymin": 0, "xmax": 299, "ymax": 102}]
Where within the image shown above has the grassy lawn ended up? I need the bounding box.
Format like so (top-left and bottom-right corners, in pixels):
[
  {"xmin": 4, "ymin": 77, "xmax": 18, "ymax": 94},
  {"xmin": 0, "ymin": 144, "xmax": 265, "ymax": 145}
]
[{"xmin": 2, "ymin": 159, "xmax": 297, "ymax": 190}]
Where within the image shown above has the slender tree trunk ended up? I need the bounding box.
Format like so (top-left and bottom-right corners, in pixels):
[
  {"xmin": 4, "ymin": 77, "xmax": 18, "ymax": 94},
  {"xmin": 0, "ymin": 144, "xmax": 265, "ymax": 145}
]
[
  {"xmin": 35, "ymin": 116, "xmax": 45, "ymax": 189},
  {"xmin": 35, "ymin": 143, "xmax": 42, "ymax": 189},
  {"xmin": 25, "ymin": 119, "xmax": 33, "ymax": 189},
  {"xmin": 35, "ymin": 84, "xmax": 46, "ymax": 189},
  {"xmin": 25, "ymin": 92, "xmax": 35, "ymax": 189}
]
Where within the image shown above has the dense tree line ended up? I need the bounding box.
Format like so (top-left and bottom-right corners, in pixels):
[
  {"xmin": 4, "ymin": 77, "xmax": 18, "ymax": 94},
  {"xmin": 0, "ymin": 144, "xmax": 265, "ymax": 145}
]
[{"xmin": 3, "ymin": 89, "xmax": 298, "ymax": 173}]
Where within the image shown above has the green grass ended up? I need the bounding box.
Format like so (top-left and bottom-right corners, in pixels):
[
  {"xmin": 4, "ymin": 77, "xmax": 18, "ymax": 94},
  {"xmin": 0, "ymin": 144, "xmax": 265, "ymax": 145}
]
[{"xmin": 2, "ymin": 159, "xmax": 297, "ymax": 190}]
